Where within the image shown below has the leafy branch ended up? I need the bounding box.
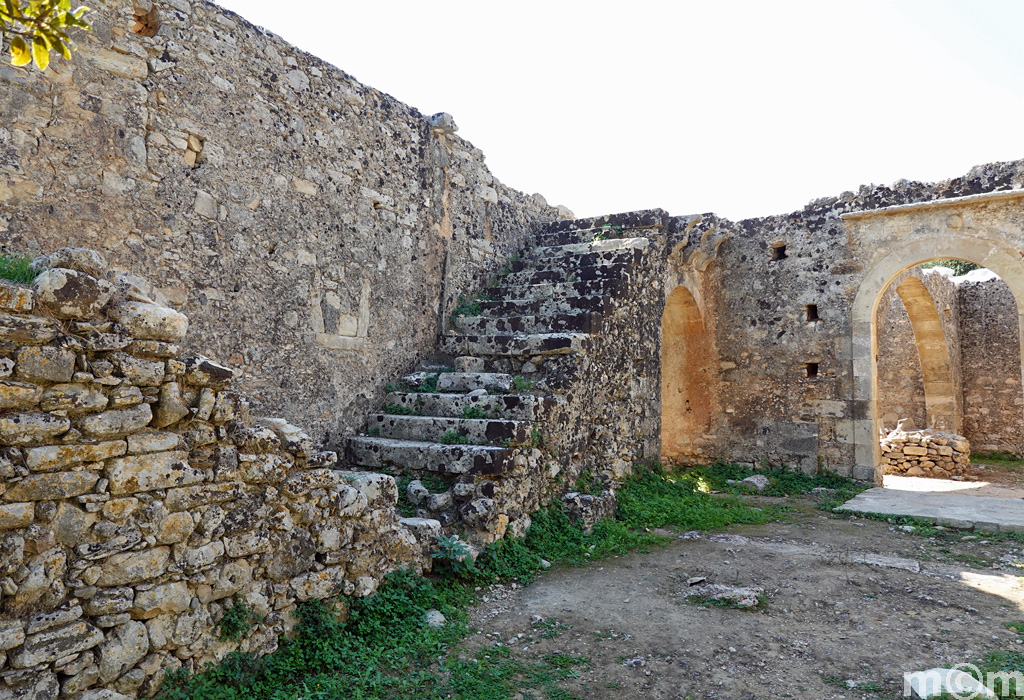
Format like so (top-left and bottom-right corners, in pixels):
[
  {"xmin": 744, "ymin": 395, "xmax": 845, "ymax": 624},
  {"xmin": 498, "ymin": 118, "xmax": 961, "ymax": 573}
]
[{"xmin": 1, "ymin": 0, "xmax": 98, "ymax": 71}]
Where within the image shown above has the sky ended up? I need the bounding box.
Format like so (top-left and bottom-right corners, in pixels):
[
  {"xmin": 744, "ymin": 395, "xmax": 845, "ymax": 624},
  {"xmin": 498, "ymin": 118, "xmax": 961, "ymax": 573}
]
[{"xmin": 213, "ymin": 0, "xmax": 1024, "ymax": 221}]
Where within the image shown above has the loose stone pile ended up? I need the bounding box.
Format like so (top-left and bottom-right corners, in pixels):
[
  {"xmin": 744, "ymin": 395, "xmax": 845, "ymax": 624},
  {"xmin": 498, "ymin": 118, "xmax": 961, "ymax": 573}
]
[
  {"xmin": 880, "ymin": 426, "xmax": 970, "ymax": 478},
  {"xmin": 0, "ymin": 248, "xmax": 432, "ymax": 699}
]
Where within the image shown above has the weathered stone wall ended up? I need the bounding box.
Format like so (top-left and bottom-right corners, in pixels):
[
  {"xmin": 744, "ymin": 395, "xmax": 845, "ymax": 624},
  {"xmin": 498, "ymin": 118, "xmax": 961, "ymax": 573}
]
[
  {"xmin": 0, "ymin": 0, "xmax": 564, "ymax": 453},
  {"xmin": 661, "ymin": 161, "xmax": 1024, "ymax": 478},
  {"xmin": 0, "ymin": 252, "xmax": 440, "ymax": 699},
  {"xmin": 880, "ymin": 427, "xmax": 970, "ymax": 478},
  {"xmin": 958, "ymin": 270, "xmax": 1024, "ymax": 453}
]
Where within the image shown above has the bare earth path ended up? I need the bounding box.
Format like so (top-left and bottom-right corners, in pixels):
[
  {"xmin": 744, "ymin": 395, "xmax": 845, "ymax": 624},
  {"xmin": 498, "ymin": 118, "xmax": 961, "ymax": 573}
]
[{"xmin": 464, "ymin": 503, "xmax": 1024, "ymax": 700}]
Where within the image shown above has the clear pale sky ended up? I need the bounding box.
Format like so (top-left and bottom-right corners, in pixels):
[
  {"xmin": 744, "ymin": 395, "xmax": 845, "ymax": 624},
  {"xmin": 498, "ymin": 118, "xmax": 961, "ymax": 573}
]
[{"xmin": 213, "ymin": 0, "xmax": 1024, "ymax": 221}]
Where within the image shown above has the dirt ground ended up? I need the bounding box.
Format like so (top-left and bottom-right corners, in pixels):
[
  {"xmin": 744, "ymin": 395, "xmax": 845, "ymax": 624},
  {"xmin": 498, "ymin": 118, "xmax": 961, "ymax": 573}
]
[{"xmin": 464, "ymin": 501, "xmax": 1024, "ymax": 700}]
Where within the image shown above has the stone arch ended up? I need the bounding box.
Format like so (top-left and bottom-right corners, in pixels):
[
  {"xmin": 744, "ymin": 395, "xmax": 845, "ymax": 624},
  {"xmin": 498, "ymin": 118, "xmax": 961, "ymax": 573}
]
[
  {"xmin": 661, "ymin": 285, "xmax": 713, "ymax": 462},
  {"xmin": 893, "ymin": 276, "xmax": 959, "ymax": 432},
  {"xmin": 851, "ymin": 235, "xmax": 1024, "ymax": 482}
]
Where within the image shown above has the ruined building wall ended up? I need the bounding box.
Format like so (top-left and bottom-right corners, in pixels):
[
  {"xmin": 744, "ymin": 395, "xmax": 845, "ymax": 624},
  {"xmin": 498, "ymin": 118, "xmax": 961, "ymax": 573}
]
[
  {"xmin": 958, "ymin": 270, "xmax": 1024, "ymax": 454},
  {"xmin": 0, "ymin": 0, "xmax": 563, "ymax": 451},
  {"xmin": 671, "ymin": 162, "xmax": 1024, "ymax": 476}
]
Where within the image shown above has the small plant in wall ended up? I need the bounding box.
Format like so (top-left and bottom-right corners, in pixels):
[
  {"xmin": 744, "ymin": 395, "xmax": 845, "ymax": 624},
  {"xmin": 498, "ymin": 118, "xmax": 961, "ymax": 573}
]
[
  {"xmin": 217, "ymin": 595, "xmax": 264, "ymax": 643},
  {"xmin": 431, "ymin": 535, "xmax": 476, "ymax": 577}
]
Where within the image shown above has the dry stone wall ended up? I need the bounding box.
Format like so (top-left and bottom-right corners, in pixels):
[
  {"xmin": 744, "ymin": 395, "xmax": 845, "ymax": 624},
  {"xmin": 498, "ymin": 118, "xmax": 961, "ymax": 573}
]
[
  {"xmin": 0, "ymin": 0, "xmax": 564, "ymax": 453},
  {"xmin": 0, "ymin": 249, "xmax": 438, "ymax": 699},
  {"xmin": 880, "ymin": 427, "xmax": 970, "ymax": 478}
]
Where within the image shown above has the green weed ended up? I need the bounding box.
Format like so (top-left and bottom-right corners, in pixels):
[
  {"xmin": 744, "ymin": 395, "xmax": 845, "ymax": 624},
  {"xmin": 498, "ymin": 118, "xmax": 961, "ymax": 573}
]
[
  {"xmin": 217, "ymin": 595, "xmax": 264, "ymax": 643},
  {"xmin": 384, "ymin": 404, "xmax": 419, "ymax": 416},
  {"xmin": 440, "ymin": 430, "xmax": 471, "ymax": 445},
  {"xmin": 512, "ymin": 376, "xmax": 532, "ymax": 393},
  {"xmin": 461, "ymin": 406, "xmax": 491, "ymax": 419},
  {"xmin": 0, "ymin": 254, "xmax": 35, "ymax": 285}
]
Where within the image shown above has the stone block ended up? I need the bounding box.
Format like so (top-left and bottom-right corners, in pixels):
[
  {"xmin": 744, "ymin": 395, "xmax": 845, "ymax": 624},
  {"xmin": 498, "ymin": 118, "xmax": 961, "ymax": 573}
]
[
  {"xmin": 182, "ymin": 355, "xmax": 235, "ymax": 387},
  {"xmin": 33, "ymin": 268, "xmax": 114, "ymax": 320},
  {"xmin": 0, "ymin": 380, "xmax": 42, "ymax": 410},
  {"xmin": 0, "ymin": 412, "xmax": 70, "ymax": 445},
  {"xmin": 131, "ymin": 581, "xmax": 190, "ymax": 620},
  {"xmin": 77, "ymin": 403, "xmax": 153, "ymax": 438},
  {"xmin": 39, "ymin": 383, "xmax": 108, "ymax": 414},
  {"xmin": 97, "ymin": 620, "xmax": 148, "ymax": 683},
  {"xmin": 108, "ymin": 352, "xmax": 165, "ymax": 387},
  {"xmin": 9, "ymin": 620, "xmax": 103, "ymax": 668},
  {"xmin": 15, "ymin": 346, "xmax": 75, "ymax": 383},
  {"xmin": 106, "ymin": 451, "xmax": 203, "ymax": 494},
  {"xmin": 82, "ymin": 587, "xmax": 134, "ymax": 616},
  {"xmin": 238, "ymin": 453, "xmax": 289, "ymax": 484},
  {"xmin": 290, "ymin": 566, "xmax": 345, "ymax": 601},
  {"xmin": 0, "ymin": 312, "xmax": 58, "ymax": 344},
  {"xmin": 126, "ymin": 430, "xmax": 181, "ymax": 454},
  {"xmin": 154, "ymin": 511, "xmax": 195, "ymax": 544},
  {"xmin": 95, "ymin": 547, "xmax": 170, "ymax": 586},
  {"xmin": 0, "ymin": 503, "xmax": 34, "ymax": 529},
  {"xmin": 0, "ymin": 282, "xmax": 34, "ymax": 313},
  {"xmin": 4, "ymin": 471, "xmax": 98, "ymax": 501},
  {"xmin": 107, "ymin": 302, "xmax": 189, "ymax": 343},
  {"xmin": 24, "ymin": 440, "xmax": 126, "ymax": 471},
  {"xmin": 903, "ymin": 445, "xmax": 929, "ymax": 456},
  {"xmin": 152, "ymin": 381, "xmax": 189, "ymax": 427}
]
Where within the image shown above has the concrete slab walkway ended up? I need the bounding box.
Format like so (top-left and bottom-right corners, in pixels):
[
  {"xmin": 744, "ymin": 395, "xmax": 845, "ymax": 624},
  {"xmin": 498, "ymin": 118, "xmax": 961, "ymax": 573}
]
[{"xmin": 841, "ymin": 488, "xmax": 1024, "ymax": 532}]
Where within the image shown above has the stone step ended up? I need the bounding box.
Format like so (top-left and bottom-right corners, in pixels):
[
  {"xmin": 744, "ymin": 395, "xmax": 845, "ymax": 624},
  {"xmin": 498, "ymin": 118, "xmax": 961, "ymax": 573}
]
[
  {"xmin": 508, "ymin": 247, "xmax": 644, "ymax": 276},
  {"xmin": 439, "ymin": 332, "xmax": 588, "ymax": 358},
  {"xmin": 346, "ymin": 437, "xmax": 515, "ymax": 475},
  {"xmin": 385, "ymin": 392, "xmax": 555, "ymax": 421},
  {"xmin": 487, "ymin": 276, "xmax": 628, "ymax": 301},
  {"xmin": 365, "ymin": 414, "xmax": 531, "ymax": 444},
  {"xmin": 527, "ymin": 236, "xmax": 650, "ymax": 261},
  {"xmin": 534, "ymin": 210, "xmax": 666, "ymax": 247},
  {"xmin": 436, "ymin": 372, "xmax": 512, "ymax": 393},
  {"xmin": 454, "ymin": 310, "xmax": 600, "ymax": 335},
  {"xmin": 500, "ymin": 261, "xmax": 634, "ymax": 287},
  {"xmin": 477, "ymin": 294, "xmax": 611, "ymax": 318}
]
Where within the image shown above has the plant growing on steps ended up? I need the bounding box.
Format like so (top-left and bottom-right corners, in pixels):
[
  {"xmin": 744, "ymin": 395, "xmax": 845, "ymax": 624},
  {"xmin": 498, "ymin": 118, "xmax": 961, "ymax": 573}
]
[
  {"xmin": 511, "ymin": 375, "xmax": 532, "ymax": 393},
  {"xmin": 461, "ymin": 405, "xmax": 490, "ymax": 419},
  {"xmin": 439, "ymin": 430, "xmax": 470, "ymax": 445},
  {"xmin": 383, "ymin": 404, "xmax": 418, "ymax": 416}
]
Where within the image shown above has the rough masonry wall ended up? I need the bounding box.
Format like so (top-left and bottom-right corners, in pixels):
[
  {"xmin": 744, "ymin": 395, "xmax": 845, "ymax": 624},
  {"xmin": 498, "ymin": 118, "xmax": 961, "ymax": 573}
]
[
  {"xmin": 666, "ymin": 161, "xmax": 1024, "ymax": 476},
  {"xmin": 958, "ymin": 270, "xmax": 1024, "ymax": 453},
  {"xmin": 0, "ymin": 250, "xmax": 439, "ymax": 699},
  {"xmin": 0, "ymin": 0, "xmax": 562, "ymax": 451}
]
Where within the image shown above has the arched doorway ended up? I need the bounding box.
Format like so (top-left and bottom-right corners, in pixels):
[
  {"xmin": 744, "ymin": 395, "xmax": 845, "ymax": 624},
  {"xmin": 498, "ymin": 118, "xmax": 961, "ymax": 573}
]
[
  {"xmin": 661, "ymin": 285, "xmax": 713, "ymax": 462},
  {"xmin": 851, "ymin": 237, "xmax": 1024, "ymax": 483}
]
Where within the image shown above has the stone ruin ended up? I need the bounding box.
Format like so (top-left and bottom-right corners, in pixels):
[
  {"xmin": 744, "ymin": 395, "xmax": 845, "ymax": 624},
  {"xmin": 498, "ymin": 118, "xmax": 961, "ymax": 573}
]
[
  {"xmin": 2, "ymin": 1, "xmax": 1024, "ymax": 697},
  {"xmin": 879, "ymin": 425, "xmax": 971, "ymax": 479}
]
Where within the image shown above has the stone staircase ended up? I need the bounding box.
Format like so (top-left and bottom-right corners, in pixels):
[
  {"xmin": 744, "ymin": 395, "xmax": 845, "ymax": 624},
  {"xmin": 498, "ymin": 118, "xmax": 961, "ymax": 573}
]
[{"xmin": 345, "ymin": 213, "xmax": 665, "ymax": 539}]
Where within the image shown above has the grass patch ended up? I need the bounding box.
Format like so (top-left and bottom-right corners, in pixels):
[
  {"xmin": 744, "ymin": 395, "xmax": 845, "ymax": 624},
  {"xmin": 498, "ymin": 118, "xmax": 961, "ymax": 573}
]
[
  {"xmin": 973, "ymin": 450, "xmax": 1024, "ymax": 466},
  {"xmin": 0, "ymin": 254, "xmax": 35, "ymax": 285},
  {"xmin": 440, "ymin": 430, "xmax": 472, "ymax": 445},
  {"xmin": 383, "ymin": 404, "xmax": 419, "ymax": 416}
]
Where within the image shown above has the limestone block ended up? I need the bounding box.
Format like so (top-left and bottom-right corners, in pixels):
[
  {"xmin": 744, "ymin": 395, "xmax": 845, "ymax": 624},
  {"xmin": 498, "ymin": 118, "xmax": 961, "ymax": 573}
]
[
  {"xmin": 903, "ymin": 445, "xmax": 929, "ymax": 456},
  {"xmin": 26, "ymin": 604, "xmax": 82, "ymax": 634},
  {"xmin": 255, "ymin": 417, "xmax": 312, "ymax": 456},
  {"xmin": 32, "ymin": 247, "xmax": 108, "ymax": 277},
  {"xmin": 131, "ymin": 581, "xmax": 190, "ymax": 620},
  {"xmin": 108, "ymin": 385, "xmax": 143, "ymax": 408},
  {"xmin": 952, "ymin": 439, "xmax": 970, "ymax": 452},
  {"xmin": 182, "ymin": 355, "xmax": 234, "ymax": 387},
  {"xmin": 15, "ymin": 346, "xmax": 75, "ymax": 383},
  {"xmin": 95, "ymin": 547, "xmax": 170, "ymax": 586},
  {"xmin": 0, "ymin": 312, "xmax": 58, "ymax": 344},
  {"xmin": 52, "ymin": 502, "xmax": 98, "ymax": 546},
  {"xmin": 335, "ymin": 471, "xmax": 397, "ymax": 507},
  {"xmin": 127, "ymin": 340, "xmax": 180, "ymax": 359},
  {"xmin": 81, "ymin": 688, "xmax": 133, "ymax": 700},
  {"xmin": 152, "ymin": 382, "xmax": 189, "ymax": 427},
  {"xmin": 282, "ymin": 469, "xmax": 336, "ymax": 496},
  {"xmin": 106, "ymin": 451, "xmax": 203, "ymax": 494},
  {"xmin": 106, "ymin": 271, "xmax": 171, "ymax": 308},
  {"xmin": 0, "ymin": 503, "xmax": 34, "ymax": 529},
  {"xmin": 97, "ymin": 620, "xmax": 148, "ymax": 683},
  {"xmin": 101, "ymin": 497, "xmax": 139, "ymax": 522},
  {"xmin": 232, "ymin": 426, "xmax": 280, "ymax": 453},
  {"xmin": 82, "ymin": 587, "xmax": 134, "ymax": 616},
  {"xmin": 399, "ymin": 517, "xmax": 442, "ymax": 543},
  {"xmin": 33, "ymin": 268, "xmax": 114, "ymax": 320},
  {"xmin": 77, "ymin": 403, "xmax": 153, "ymax": 438},
  {"xmin": 127, "ymin": 430, "xmax": 181, "ymax": 454},
  {"xmin": 107, "ymin": 302, "xmax": 189, "ymax": 343},
  {"xmin": 290, "ymin": 566, "xmax": 345, "ymax": 601},
  {"xmin": 9, "ymin": 620, "xmax": 103, "ymax": 668},
  {"xmin": 0, "ymin": 281, "xmax": 34, "ymax": 313},
  {"xmin": 224, "ymin": 530, "xmax": 270, "ymax": 557},
  {"xmin": 154, "ymin": 511, "xmax": 194, "ymax": 544},
  {"xmin": 60, "ymin": 664, "xmax": 99, "ymax": 696},
  {"xmin": 165, "ymin": 482, "xmax": 246, "ymax": 511},
  {"xmin": 39, "ymin": 383, "xmax": 108, "ymax": 414},
  {"xmin": 212, "ymin": 391, "xmax": 247, "ymax": 423},
  {"xmin": 0, "ymin": 672, "xmax": 59, "ymax": 699},
  {"xmin": 173, "ymin": 540, "xmax": 224, "ymax": 573},
  {"xmin": 108, "ymin": 352, "xmax": 165, "ymax": 387},
  {"xmin": 170, "ymin": 608, "xmax": 210, "ymax": 647},
  {"xmin": 0, "ymin": 380, "xmax": 42, "ymax": 410},
  {"xmin": 238, "ymin": 453, "xmax": 289, "ymax": 484},
  {"xmin": 0, "ymin": 412, "xmax": 69, "ymax": 445},
  {"xmin": 3, "ymin": 471, "xmax": 98, "ymax": 501},
  {"xmin": 212, "ymin": 559, "xmax": 251, "ymax": 600},
  {"xmin": 0, "ymin": 621, "xmax": 25, "ymax": 650},
  {"xmin": 24, "ymin": 440, "xmax": 126, "ymax": 471}
]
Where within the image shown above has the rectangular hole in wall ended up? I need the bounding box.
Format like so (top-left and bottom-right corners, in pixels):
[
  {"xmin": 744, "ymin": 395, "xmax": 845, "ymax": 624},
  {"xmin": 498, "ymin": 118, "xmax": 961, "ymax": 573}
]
[
  {"xmin": 804, "ymin": 362, "xmax": 819, "ymax": 379},
  {"xmin": 771, "ymin": 243, "xmax": 787, "ymax": 261},
  {"xmin": 805, "ymin": 304, "xmax": 819, "ymax": 322}
]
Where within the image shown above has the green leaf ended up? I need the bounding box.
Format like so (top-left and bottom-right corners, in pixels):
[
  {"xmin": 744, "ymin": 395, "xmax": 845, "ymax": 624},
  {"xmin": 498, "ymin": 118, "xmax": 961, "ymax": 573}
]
[
  {"xmin": 31, "ymin": 36, "xmax": 49, "ymax": 70},
  {"xmin": 9, "ymin": 35, "xmax": 30, "ymax": 66},
  {"xmin": 52, "ymin": 38, "xmax": 69, "ymax": 59}
]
